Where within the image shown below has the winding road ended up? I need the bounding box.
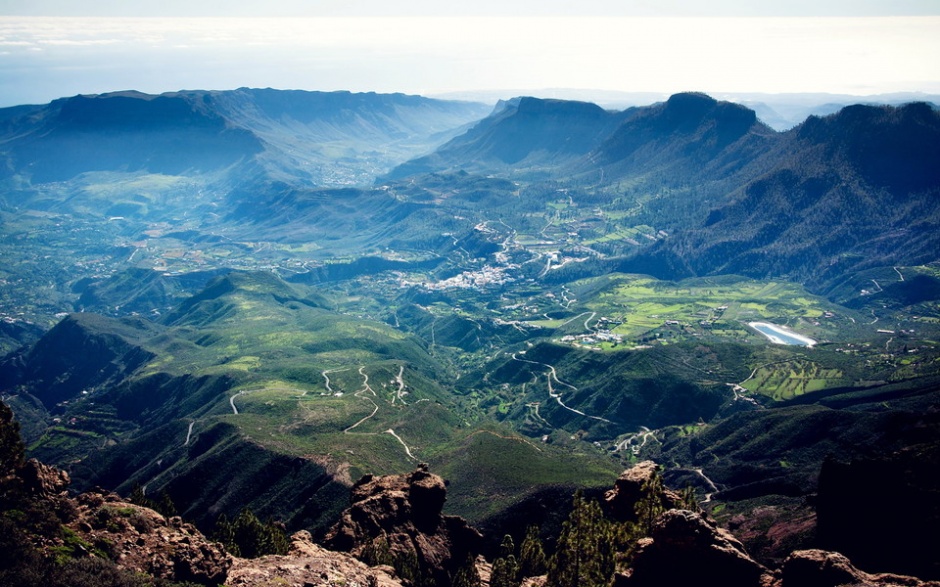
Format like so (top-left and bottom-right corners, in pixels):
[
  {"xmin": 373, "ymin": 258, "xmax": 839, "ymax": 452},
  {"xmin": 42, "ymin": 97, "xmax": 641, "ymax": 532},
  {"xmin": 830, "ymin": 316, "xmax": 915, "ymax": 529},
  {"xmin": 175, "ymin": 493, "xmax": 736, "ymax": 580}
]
[
  {"xmin": 229, "ymin": 389, "xmax": 253, "ymax": 415},
  {"xmin": 385, "ymin": 429, "xmax": 416, "ymax": 460},
  {"xmin": 615, "ymin": 426, "xmax": 657, "ymax": 455},
  {"xmin": 512, "ymin": 353, "xmax": 612, "ymax": 423},
  {"xmin": 693, "ymin": 468, "xmax": 720, "ymax": 503},
  {"xmin": 339, "ymin": 366, "xmax": 418, "ymax": 461},
  {"xmin": 344, "ymin": 367, "xmax": 379, "ymax": 433},
  {"xmin": 322, "ymin": 368, "xmax": 350, "ymax": 395},
  {"xmin": 560, "ymin": 311, "xmax": 597, "ymax": 330},
  {"xmin": 391, "ymin": 365, "xmax": 408, "ymax": 405}
]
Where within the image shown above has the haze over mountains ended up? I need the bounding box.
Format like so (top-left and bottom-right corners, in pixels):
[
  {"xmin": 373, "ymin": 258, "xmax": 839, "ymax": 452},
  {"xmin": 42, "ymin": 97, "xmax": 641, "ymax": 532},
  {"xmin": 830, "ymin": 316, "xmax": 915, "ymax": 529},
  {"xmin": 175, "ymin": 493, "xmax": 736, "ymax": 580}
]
[
  {"xmin": 1, "ymin": 87, "xmax": 939, "ymax": 585},
  {"xmin": 431, "ymin": 88, "xmax": 940, "ymax": 131},
  {"xmin": 0, "ymin": 88, "xmax": 490, "ymax": 186}
]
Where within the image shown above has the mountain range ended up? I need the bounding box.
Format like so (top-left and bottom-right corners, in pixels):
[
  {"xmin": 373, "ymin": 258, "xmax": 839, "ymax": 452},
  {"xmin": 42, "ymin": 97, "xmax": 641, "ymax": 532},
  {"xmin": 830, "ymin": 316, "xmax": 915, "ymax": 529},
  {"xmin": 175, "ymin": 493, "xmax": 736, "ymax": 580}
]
[
  {"xmin": 1, "ymin": 87, "xmax": 938, "ymax": 584},
  {"xmin": 0, "ymin": 88, "xmax": 490, "ymax": 186}
]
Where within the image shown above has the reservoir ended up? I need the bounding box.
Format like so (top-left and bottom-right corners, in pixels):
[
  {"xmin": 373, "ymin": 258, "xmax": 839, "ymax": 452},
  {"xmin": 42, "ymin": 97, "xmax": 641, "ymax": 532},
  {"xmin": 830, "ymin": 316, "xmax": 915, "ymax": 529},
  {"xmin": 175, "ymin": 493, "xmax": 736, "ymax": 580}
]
[{"xmin": 748, "ymin": 322, "xmax": 816, "ymax": 347}]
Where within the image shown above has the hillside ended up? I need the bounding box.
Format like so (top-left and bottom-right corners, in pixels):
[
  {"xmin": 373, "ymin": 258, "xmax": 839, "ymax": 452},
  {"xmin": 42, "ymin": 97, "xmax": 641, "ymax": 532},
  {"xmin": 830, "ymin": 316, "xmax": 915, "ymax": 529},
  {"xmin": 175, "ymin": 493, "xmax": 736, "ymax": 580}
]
[
  {"xmin": 0, "ymin": 88, "xmax": 490, "ymax": 187},
  {"xmin": 592, "ymin": 92, "xmax": 775, "ymax": 182},
  {"xmin": 0, "ymin": 88, "xmax": 938, "ymax": 583},
  {"xmin": 5, "ymin": 271, "xmax": 621, "ymax": 532},
  {"xmin": 0, "ymin": 91, "xmax": 264, "ymax": 183},
  {"xmin": 627, "ymin": 101, "xmax": 940, "ymax": 291},
  {"xmin": 387, "ymin": 96, "xmax": 633, "ymax": 179}
]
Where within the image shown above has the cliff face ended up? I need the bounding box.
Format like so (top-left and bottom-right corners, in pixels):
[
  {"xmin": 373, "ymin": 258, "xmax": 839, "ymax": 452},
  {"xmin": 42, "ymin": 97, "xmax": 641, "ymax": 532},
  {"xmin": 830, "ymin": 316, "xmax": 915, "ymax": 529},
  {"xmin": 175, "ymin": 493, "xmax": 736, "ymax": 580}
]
[
  {"xmin": 816, "ymin": 451, "xmax": 940, "ymax": 581},
  {"xmin": 61, "ymin": 490, "xmax": 407, "ymax": 587}
]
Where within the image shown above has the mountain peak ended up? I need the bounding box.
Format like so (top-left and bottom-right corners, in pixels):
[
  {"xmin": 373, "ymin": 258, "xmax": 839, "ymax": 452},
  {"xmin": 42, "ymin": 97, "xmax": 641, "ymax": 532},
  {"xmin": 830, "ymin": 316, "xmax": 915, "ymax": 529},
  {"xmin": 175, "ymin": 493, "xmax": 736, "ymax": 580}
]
[
  {"xmin": 795, "ymin": 100, "xmax": 940, "ymax": 195},
  {"xmin": 664, "ymin": 91, "xmax": 718, "ymax": 114},
  {"xmin": 594, "ymin": 92, "xmax": 765, "ymax": 172},
  {"xmin": 387, "ymin": 96, "xmax": 630, "ymax": 177},
  {"xmin": 659, "ymin": 92, "xmax": 756, "ymax": 133}
]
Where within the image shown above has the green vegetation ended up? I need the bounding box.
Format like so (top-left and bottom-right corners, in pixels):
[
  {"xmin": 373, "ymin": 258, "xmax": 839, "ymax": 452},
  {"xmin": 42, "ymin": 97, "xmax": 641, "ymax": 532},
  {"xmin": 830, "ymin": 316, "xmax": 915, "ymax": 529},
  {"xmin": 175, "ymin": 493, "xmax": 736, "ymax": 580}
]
[
  {"xmin": 212, "ymin": 509, "xmax": 290, "ymax": 558},
  {"xmin": 740, "ymin": 359, "xmax": 847, "ymax": 400},
  {"xmin": 2, "ymin": 91, "xmax": 939, "ymax": 582},
  {"xmin": 490, "ymin": 535, "xmax": 522, "ymax": 587},
  {"xmin": 546, "ymin": 491, "xmax": 631, "ymax": 587}
]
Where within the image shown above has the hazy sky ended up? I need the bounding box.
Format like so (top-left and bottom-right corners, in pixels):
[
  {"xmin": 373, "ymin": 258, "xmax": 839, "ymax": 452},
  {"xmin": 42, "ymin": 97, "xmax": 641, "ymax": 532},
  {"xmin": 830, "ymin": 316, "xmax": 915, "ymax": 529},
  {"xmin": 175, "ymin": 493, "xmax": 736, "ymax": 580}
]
[{"xmin": 1, "ymin": 1, "xmax": 938, "ymax": 106}]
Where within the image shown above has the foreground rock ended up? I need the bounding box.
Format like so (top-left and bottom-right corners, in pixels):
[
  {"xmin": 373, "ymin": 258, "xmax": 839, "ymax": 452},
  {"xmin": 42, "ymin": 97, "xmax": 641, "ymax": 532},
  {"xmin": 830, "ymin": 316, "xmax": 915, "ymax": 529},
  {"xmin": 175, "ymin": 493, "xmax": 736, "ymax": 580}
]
[
  {"xmin": 20, "ymin": 457, "xmax": 71, "ymax": 496},
  {"xmin": 816, "ymin": 451, "xmax": 940, "ymax": 580},
  {"xmin": 69, "ymin": 490, "xmax": 231, "ymax": 586},
  {"xmin": 324, "ymin": 463, "xmax": 483, "ymax": 587},
  {"xmin": 226, "ymin": 530, "xmax": 403, "ymax": 587},
  {"xmin": 615, "ymin": 508, "xmax": 770, "ymax": 587},
  {"xmin": 604, "ymin": 460, "xmax": 680, "ymax": 522},
  {"xmin": 778, "ymin": 550, "xmax": 940, "ymax": 587}
]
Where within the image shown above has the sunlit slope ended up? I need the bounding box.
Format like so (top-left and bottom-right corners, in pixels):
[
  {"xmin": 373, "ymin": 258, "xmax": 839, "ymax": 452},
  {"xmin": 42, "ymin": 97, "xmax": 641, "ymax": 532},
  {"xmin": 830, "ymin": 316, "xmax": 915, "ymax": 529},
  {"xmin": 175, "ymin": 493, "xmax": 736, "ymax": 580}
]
[{"xmin": 9, "ymin": 270, "xmax": 620, "ymax": 531}]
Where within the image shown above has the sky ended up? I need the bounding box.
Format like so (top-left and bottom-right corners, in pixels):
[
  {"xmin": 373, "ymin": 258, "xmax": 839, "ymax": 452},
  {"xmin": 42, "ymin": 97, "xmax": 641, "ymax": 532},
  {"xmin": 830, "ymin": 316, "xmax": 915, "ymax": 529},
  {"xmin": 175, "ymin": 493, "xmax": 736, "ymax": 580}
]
[{"xmin": 1, "ymin": 1, "xmax": 939, "ymax": 107}]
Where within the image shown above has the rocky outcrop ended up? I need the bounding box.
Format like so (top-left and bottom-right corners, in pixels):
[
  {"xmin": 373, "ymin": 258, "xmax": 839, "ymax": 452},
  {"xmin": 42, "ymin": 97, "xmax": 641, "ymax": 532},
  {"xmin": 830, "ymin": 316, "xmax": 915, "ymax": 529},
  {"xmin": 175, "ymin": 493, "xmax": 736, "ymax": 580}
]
[
  {"xmin": 20, "ymin": 457, "xmax": 70, "ymax": 496},
  {"xmin": 778, "ymin": 549, "xmax": 940, "ymax": 587},
  {"xmin": 226, "ymin": 530, "xmax": 404, "ymax": 587},
  {"xmin": 69, "ymin": 490, "xmax": 232, "ymax": 586},
  {"xmin": 604, "ymin": 460, "xmax": 680, "ymax": 522},
  {"xmin": 615, "ymin": 509, "xmax": 770, "ymax": 587},
  {"xmin": 620, "ymin": 538, "xmax": 940, "ymax": 587},
  {"xmin": 324, "ymin": 464, "xmax": 482, "ymax": 587}
]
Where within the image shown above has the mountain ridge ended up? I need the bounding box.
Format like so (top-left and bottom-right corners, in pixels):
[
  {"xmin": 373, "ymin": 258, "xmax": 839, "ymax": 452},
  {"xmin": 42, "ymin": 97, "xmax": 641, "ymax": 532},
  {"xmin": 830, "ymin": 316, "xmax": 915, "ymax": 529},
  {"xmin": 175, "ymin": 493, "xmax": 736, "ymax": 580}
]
[
  {"xmin": 386, "ymin": 96, "xmax": 634, "ymax": 180},
  {"xmin": 0, "ymin": 88, "xmax": 491, "ymax": 186}
]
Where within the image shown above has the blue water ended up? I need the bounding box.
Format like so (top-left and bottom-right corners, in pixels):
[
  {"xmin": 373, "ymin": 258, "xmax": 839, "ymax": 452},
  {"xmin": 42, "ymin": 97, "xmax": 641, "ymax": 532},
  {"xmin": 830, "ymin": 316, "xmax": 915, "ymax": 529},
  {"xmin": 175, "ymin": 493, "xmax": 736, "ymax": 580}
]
[{"xmin": 751, "ymin": 323, "xmax": 814, "ymax": 346}]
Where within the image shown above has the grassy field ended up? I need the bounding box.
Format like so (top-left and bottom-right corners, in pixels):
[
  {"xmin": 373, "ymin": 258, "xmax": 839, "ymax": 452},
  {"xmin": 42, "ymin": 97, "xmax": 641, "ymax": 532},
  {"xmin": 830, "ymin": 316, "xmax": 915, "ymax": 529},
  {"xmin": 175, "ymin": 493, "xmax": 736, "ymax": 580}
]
[
  {"xmin": 550, "ymin": 274, "xmax": 855, "ymax": 346},
  {"xmin": 740, "ymin": 359, "xmax": 848, "ymax": 400}
]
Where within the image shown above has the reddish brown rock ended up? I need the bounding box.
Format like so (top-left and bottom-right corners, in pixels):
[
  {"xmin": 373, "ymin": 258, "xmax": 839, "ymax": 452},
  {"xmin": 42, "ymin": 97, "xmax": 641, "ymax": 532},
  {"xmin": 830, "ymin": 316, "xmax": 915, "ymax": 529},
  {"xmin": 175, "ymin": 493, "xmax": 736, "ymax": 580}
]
[
  {"xmin": 616, "ymin": 509, "xmax": 770, "ymax": 587},
  {"xmin": 67, "ymin": 491, "xmax": 231, "ymax": 586},
  {"xmin": 604, "ymin": 460, "xmax": 680, "ymax": 522},
  {"xmin": 226, "ymin": 531, "xmax": 404, "ymax": 587},
  {"xmin": 324, "ymin": 464, "xmax": 482, "ymax": 587},
  {"xmin": 20, "ymin": 458, "xmax": 70, "ymax": 496}
]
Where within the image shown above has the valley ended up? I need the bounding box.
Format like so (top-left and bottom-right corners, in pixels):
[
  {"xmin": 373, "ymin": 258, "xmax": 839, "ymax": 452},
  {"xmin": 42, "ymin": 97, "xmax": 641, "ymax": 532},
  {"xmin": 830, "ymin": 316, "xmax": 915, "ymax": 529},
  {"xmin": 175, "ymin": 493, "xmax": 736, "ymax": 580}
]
[{"xmin": 1, "ymin": 88, "xmax": 938, "ymax": 580}]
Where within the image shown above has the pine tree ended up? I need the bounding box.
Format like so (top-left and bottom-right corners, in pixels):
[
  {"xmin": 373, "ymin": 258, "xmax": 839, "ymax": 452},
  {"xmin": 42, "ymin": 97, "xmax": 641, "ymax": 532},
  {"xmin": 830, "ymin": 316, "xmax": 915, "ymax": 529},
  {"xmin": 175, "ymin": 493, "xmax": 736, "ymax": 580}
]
[
  {"xmin": 157, "ymin": 489, "xmax": 177, "ymax": 517},
  {"xmin": 212, "ymin": 513, "xmax": 239, "ymax": 556},
  {"xmin": 215, "ymin": 508, "xmax": 290, "ymax": 558},
  {"xmin": 451, "ymin": 554, "xmax": 482, "ymax": 587},
  {"xmin": 490, "ymin": 534, "xmax": 521, "ymax": 587},
  {"xmin": 634, "ymin": 471, "xmax": 665, "ymax": 535},
  {"xmin": 519, "ymin": 525, "xmax": 547, "ymax": 577},
  {"xmin": 546, "ymin": 491, "xmax": 622, "ymax": 587},
  {"xmin": 0, "ymin": 402, "xmax": 24, "ymax": 480},
  {"xmin": 678, "ymin": 485, "xmax": 700, "ymax": 513}
]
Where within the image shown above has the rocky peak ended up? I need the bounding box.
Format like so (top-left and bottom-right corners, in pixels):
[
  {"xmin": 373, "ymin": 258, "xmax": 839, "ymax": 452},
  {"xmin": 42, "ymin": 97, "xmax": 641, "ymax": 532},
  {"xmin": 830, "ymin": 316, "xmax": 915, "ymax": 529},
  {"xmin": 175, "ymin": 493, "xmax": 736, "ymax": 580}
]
[
  {"xmin": 324, "ymin": 464, "xmax": 482, "ymax": 587},
  {"xmin": 604, "ymin": 460, "xmax": 680, "ymax": 522},
  {"xmin": 778, "ymin": 549, "xmax": 940, "ymax": 587}
]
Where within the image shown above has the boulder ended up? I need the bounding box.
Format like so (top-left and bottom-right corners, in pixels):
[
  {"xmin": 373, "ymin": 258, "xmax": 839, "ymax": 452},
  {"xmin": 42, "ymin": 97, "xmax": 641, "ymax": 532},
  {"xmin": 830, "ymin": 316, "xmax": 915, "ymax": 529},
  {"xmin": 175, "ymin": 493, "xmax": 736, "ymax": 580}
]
[
  {"xmin": 68, "ymin": 491, "xmax": 231, "ymax": 586},
  {"xmin": 20, "ymin": 458, "xmax": 70, "ymax": 496}
]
